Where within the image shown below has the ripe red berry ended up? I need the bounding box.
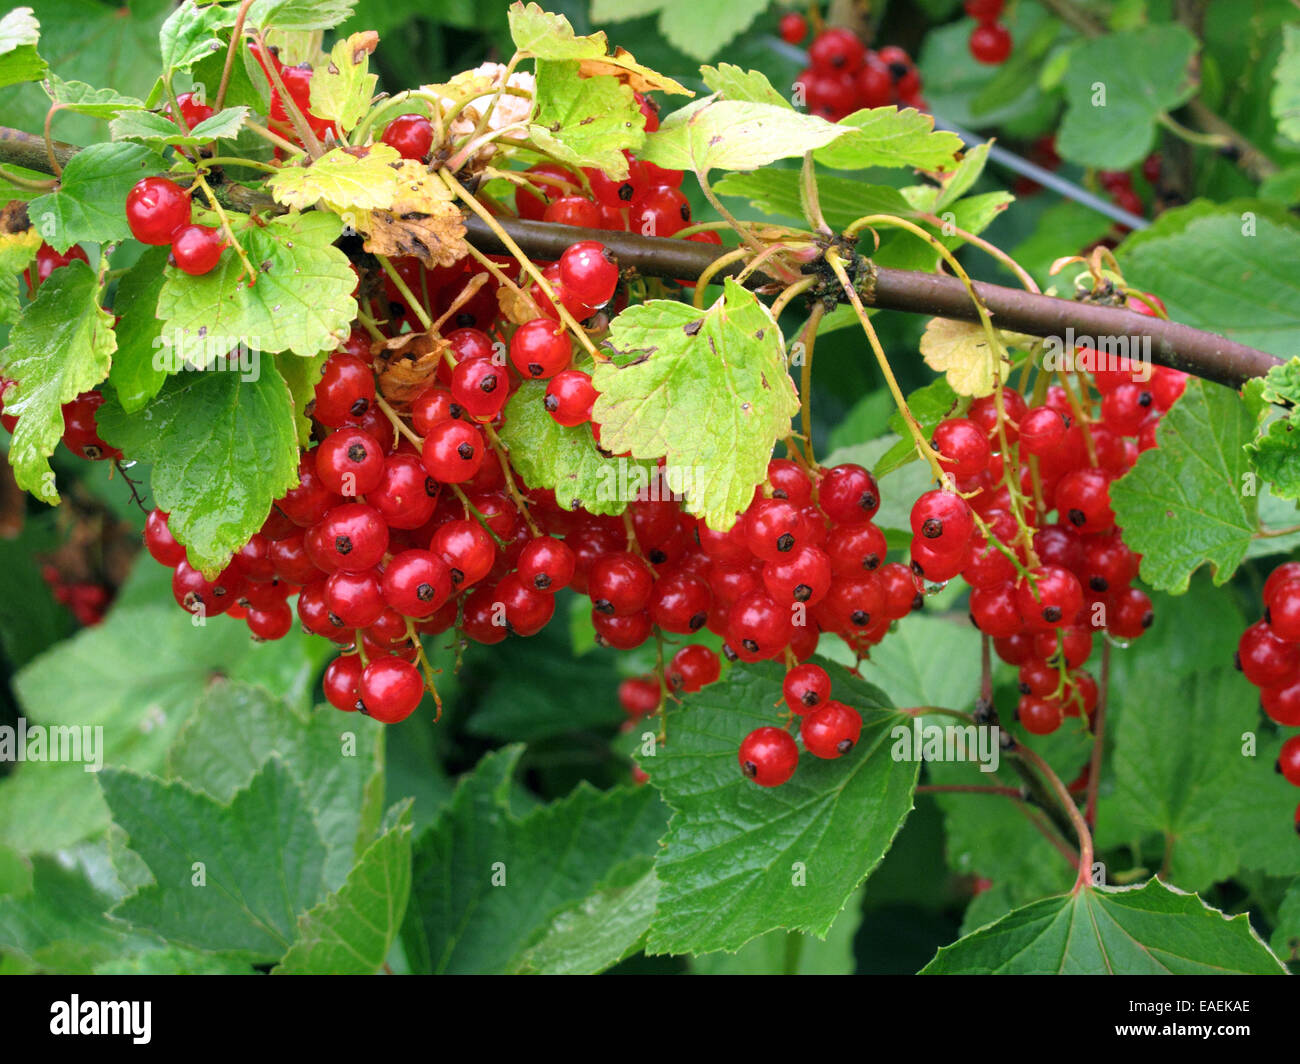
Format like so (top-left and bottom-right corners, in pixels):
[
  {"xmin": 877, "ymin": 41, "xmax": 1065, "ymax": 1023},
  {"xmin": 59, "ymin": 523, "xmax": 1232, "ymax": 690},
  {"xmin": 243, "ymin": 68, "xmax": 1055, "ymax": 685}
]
[
  {"xmin": 778, "ymin": 11, "xmax": 807, "ymax": 44},
  {"xmin": 542, "ymin": 369, "xmax": 597, "ymax": 428},
  {"xmin": 316, "ymin": 503, "xmax": 389, "ymax": 572},
  {"xmin": 629, "ymin": 185, "xmax": 691, "ymax": 237},
  {"xmin": 969, "ymin": 581, "xmax": 1023, "ymax": 638},
  {"xmin": 450, "ymin": 355, "xmax": 510, "ymax": 419},
  {"xmin": 800, "ymin": 700, "xmax": 862, "ymax": 758},
  {"xmin": 315, "ymin": 427, "xmax": 385, "ymax": 497},
  {"xmin": 381, "ymin": 113, "xmax": 434, "ymax": 160},
  {"xmin": 818, "ymin": 464, "xmax": 880, "ymax": 525},
  {"xmin": 324, "ymin": 654, "xmax": 364, "ymax": 712},
  {"xmin": 727, "ymin": 589, "xmax": 792, "ymax": 660},
  {"xmin": 1054, "ymin": 469, "xmax": 1114, "ymax": 533},
  {"xmin": 762, "ymin": 545, "xmax": 832, "ymax": 606},
  {"xmin": 589, "ymin": 552, "xmax": 654, "ymax": 616},
  {"xmin": 592, "ymin": 609, "xmax": 652, "ymax": 650},
  {"xmin": 359, "ymin": 657, "xmax": 424, "ymax": 723},
  {"xmin": 1237, "ymin": 620, "xmax": 1300, "ymax": 688},
  {"xmin": 783, "ymin": 663, "xmax": 831, "ymax": 715},
  {"xmin": 383, "ymin": 549, "xmax": 452, "ymax": 617},
  {"xmin": 313, "ymin": 352, "xmax": 375, "ymax": 428},
  {"xmin": 431, "ymin": 518, "xmax": 496, "ymax": 588},
  {"xmin": 932, "ymin": 418, "xmax": 991, "ymax": 477},
  {"xmin": 169, "ymin": 223, "xmax": 225, "ymax": 275},
  {"xmin": 1017, "ymin": 694, "xmax": 1062, "ymax": 735},
  {"xmin": 1018, "ymin": 406, "xmax": 1067, "ymax": 456},
  {"xmin": 1108, "ymin": 586, "xmax": 1154, "ymax": 640},
  {"xmin": 559, "ymin": 240, "xmax": 619, "ymax": 307},
  {"xmin": 325, "ymin": 567, "xmax": 386, "ymax": 628},
  {"xmin": 517, "ymin": 536, "xmax": 576, "ymax": 593},
  {"xmin": 668, "ymin": 644, "xmax": 721, "ymax": 693},
  {"xmin": 144, "ymin": 509, "xmax": 187, "ymax": 567},
  {"xmin": 738, "ymin": 726, "xmax": 799, "ymax": 786},
  {"xmin": 422, "ymin": 418, "xmax": 485, "ymax": 483},
  {"xmin": 969, "ymin": 21, "xmax": 1012, "ymax": 64},
  {"xmin": 126, "ymin": 177, "xmax": 192, "ymax": 245},
  {"xmin": 61, "ymin": 392, "xmax": 122, "ymax": 460},
  {"xmin": 809, "ymin": 27, "xmax": 866, "ymax": 73},
  {"xmin": 510, "ymin": 318, "xmax": 572, "ymax": 379},
  {"xmin": 1278, "ymin": 736, "xmax": 1300, "ymax": 786},
  {"xmin": 619, "ymin": 676, "xmax": 660, "ymax": 718},
  {"xmin": 964, "ymin": 0, "xmax": 1004, "ymax": 18},
  {"xmin": 1015, "ymin": 565, "xmax": 1084, "ymax": 630}
]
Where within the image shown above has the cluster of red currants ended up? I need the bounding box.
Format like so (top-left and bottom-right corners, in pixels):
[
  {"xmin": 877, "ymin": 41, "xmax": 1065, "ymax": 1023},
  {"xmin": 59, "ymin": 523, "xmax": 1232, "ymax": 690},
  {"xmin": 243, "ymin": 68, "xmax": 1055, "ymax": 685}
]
[
  {"xmin": 741, "ymin": 663, "xmax": 862, "ymax": 786},
  {"xmin": 124, "ymin": 175, "xmax": 227, "ymax": 275},
  {"xmin": 40, "ymin": 564, "xmax": 111, "ymax": 627},
  {"xmin": 1236, "ymin": 563, "xmax": 1300, "ymax": 830},
  {"xmin": 906, "ymin": 294, "xmax": 1183, "ymax": 736},
  {"xmin": 965, "ymin": 0, "xmax": 1013, "ymax": 66},
  {"xmin": 782, "ymin": 18, "xmax": 925, "ymax": 120}
]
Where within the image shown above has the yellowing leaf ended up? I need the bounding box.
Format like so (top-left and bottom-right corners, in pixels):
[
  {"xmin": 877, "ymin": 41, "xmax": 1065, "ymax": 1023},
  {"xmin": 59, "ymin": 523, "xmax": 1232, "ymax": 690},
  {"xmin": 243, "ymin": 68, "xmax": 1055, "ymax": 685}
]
[
  {"xmin": 266, "ymin": 145, "xmax": 401, "ymax": 213},
  {"xmin": 577, "ymin": 47, "xmax": 691, "ymax": 96},
  {"xmin": 309, "ymin": 30, "xmax": 379, "ymax": 132},
  {"xmin": 508, "ymin": 2, "xmax": 607, "ymax": 59},
  {"xmin": 355, "ymin": 162, "xmax": 467, "ymax": 267},
  {"xmin": 920, "ymin": 318, "xmax": 1004, "ymax": 398}
]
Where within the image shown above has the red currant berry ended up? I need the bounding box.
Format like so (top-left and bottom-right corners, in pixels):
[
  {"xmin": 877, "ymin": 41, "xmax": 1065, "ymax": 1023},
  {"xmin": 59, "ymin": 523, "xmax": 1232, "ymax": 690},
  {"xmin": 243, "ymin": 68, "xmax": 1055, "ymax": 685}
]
[
  {"xmin": 169, "ymin": 224, "xmax": 225, "ymax": 275},
  {"xmin": 316, "ymin": 503, "xmax": 389, "ymax": 572},
  {"xmin": 380, "ymin": 113, "xmax": 434, "ymax": 160},
  {"xmin": 1017, "ymin": 694, "xmax": 1062, "ymax": 735},
  {"xmin": 125, "ymin": 177, "xmax": 191, "ymax": 245},
  {"xmin": 315, "ymin": 427, "xmax": 386, "ymax": 497},
  {"xmin": 1015, "ymin": 565, "xmax": 1084, "ymax": 630},
  {"xmin": 1108, "ymin": 586, "xmax": 1154, "ymax": 640},
  {"xmin": 144, "ymin": 509, "xmax": 187, "ymax": 567},
  {"xmin": 422, "ymin": 419, "xmax": 484, "ymax": 483},
  {"xmin": 969, "ymin": 21, "xmax": 1012, "ymax": 64},
  {"xmin": 559, "ymin": 240, "xmax": 619, "ymax": 307},
  {"xmin": 910, "ymin": 489, "xmax": 974, "ymax": 553},
  {"xmin": 359, "ymin": 657, "xmax": 424, "ymax": 723},
  {"xmin": 778, "ymin": 11, "xmax": 807, "ymax": 44},
  {"xmin": 619, "ymin": 676, "xmax": 659, "ymax": 718},
  {"xmin": 313, "ymin": 352, "xmax": 375, "ymax": 428},
  {"xmin": 589, "ymin": 552, "xmax": 654, "ymax": 616},
  {"xmin": 324, "ymin": 654, "xmax": 364, "ymax": 712},
  {"xmin": 801, "ymin": 700, "xmax": 862, "ymax": 758},
  {"xmin": 818, "ymin": 463, "xmax": 880, "ymax": 525},
  {"xmin": 668, "ymin": 644, "xmax": 721, "ymax": 693},
  {"xmin": 510, "ymin": 318, "xmax": 573, "ymax": 379},
  {"xmin": 738, "ymin": 726, "xmax": 799, "ymax": 786},
  {"xmin": 783, "ymin": 663, "xmax": 831, "ymax": 715}
]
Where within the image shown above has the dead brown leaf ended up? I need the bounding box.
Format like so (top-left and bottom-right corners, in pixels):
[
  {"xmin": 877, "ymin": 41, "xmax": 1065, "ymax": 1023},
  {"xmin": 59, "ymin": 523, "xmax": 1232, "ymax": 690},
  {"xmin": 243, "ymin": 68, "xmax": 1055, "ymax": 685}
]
[{"xmin": 375, "ymin": 331, "xmax": 451, "ymax": 402}]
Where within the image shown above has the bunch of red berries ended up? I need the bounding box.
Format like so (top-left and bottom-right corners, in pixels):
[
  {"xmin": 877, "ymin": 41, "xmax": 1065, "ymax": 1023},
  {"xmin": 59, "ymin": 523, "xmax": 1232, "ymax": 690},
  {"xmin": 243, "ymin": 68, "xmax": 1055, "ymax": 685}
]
[
  {"xmin": 41, "ymin": 564, "xmax": 111, "ymax": 627},
  {"xmin": 783, "ymin": 20, "xmax": 924, "ymax": 120},
  {"xmin": 1237, "ymin": 562, "xmax": 1300, "ymax": 830},
  {"xmin": 125, "ymin": 176, "xmax": 227, "ymax": 276},
  {"xmin": 965, "ymin": 1, "xmax": 1013, "ymax": 65},
  {"xmin": 907, "ymin": 294, "xmax": 1183, "ymax": 736}
]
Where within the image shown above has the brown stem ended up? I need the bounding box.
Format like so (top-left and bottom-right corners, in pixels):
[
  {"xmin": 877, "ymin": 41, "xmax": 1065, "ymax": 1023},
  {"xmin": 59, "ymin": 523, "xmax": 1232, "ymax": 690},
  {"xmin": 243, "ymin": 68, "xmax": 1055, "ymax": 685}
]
[{"xmin": 0, "ymin": 129, "xmax": 1281, "ymax": 389}]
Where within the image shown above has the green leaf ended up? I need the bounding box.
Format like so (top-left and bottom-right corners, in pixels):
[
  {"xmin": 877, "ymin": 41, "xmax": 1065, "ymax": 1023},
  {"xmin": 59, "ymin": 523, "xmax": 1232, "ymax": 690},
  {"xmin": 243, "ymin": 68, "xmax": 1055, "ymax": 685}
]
[
  {"xmin": 507, "ymin": 1, "xmax": 607, "ymax": 59},
  {"xmin": 511, "ymin": 859, "xmax": 658, "ymax": 974},
  {"xmin": 1272, "ymin": 24, "xmax": 1300, "ymax": 143},
  {"xmin": 644, "ymin": 661, "xmax": 916, "ymax": 955},
  {"xmin": 106, "ymin": 246, "xmax": 170, "ymax": 414},
  {"xmin": 499, "ymin": 379, "xmax": 656, "ymax": 517},
  {"xmin": 813, "ymin": 107, "xmax": 963, "ymax": 172},
  {"xmin": 274, "ymin": 805, "xmax": 412, "ymax": 974},
  {"xmin": 934, "ymin": 141, "xmax": 990, "ymax": 210},
  {"xmin": 1216, "ymin": 730, "xmax": 1300, "ymax": 879},
  {"xmin": 529, "ymin": 60, "xmax": 644, "ymax": 178},
  {"xmin": 1119, "ymin": 211, "xmax": 1300, "ymax": 359},
  {"xmin": 248, "ymin": 0, "xmax": 357, "ymax": 32},
  {"xmin": 166, "ymin": 684, "xmax": 385, "ymax": 891},
  {"xmin": 155, "ymin": 211, "xmax": 356, "ymax": 360},
  {"xmin": 0, "ymin": 849, "xmax": 158, "ymax": 973},
  {"xmin": 97, "ymin": 361, "xmax": 300, "ymax": 577},
  {"xmin": 0, "ymin": 226, "xmax": 41, "ymax": 325},
  {"xmin": 401, "ymin": 747, "xmax": 669, "ymax": 973},
  {"xmin": 1057, "ymin": 26, "xmax": 1199, "ymax": 168},
  {"xmin": 1010, "ymin": 199, "xmax": 1114, "ymax": 288},
  {"xmin": 0, "ymin": 593, "xmax": 330, "ymax": 855},
  {"xmin": 1110, "ymin": 379, "xmax": 1258, "ymax": 593},
  {"xmin": 921, "ymin": 880, "xmax": 1286, "ymax": 974},
  {"xmin": 691, "ymin": 889, "xmax": 865, "ymax": 974},
  {"xmin": 1272, "ymin": 878, "xmax": 1300, "ymax": 962},
  {"xmin": 158, "ymin": 0, "xmax": 234, "ymax": 74},
  {"xmin": 701, "ymin": 64, "xmax": 791, "ymax": 109},
  {"xmin": 275, "ymin": 349, "xmax": 330, "ymax": 448},
  {"xmin": 0, "ymin": 6, "xmax": 46, "ymax": 89},
  {"xmin": 1097, "ymin": 669, "xmax": 1254, "ymax": 892},
  {"xmin": 715, "ymin": 169, "xmax": 914, "ymax": 230},
  {"xmin": 652, "ymin": 0, "xmax": 768, "ymax": 64},
  {"xmin": 308, "ymin": 31, "xmax": 378, "ymax": 131},
  {"xmin": 0, "ymin": 259, "xmax": 115, "ymax": 502},
  {"xmin": 27, "ymin": 142, "xmax": 158, "ymax": 252},
  {"xmin": 593, "ymin": 279, "xmax": 798, "ymax": 530},
  {"xmin": 877, "ymin": 378, "xmax": 963, "ymax": 477},
  {"xmin": 46, "ymin": 74, "xmax": 147, "ymax": 118},
  {"xmin": 641, "ymin": 98, "xmax": 846, "ymax": 176},
  {"xmin": 109, "ymin": 106, "xmax": 249, "ymax": 149},
  {"xmin": 104, "ymin": 759, "xmax": 329, "ymax": 962}
]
